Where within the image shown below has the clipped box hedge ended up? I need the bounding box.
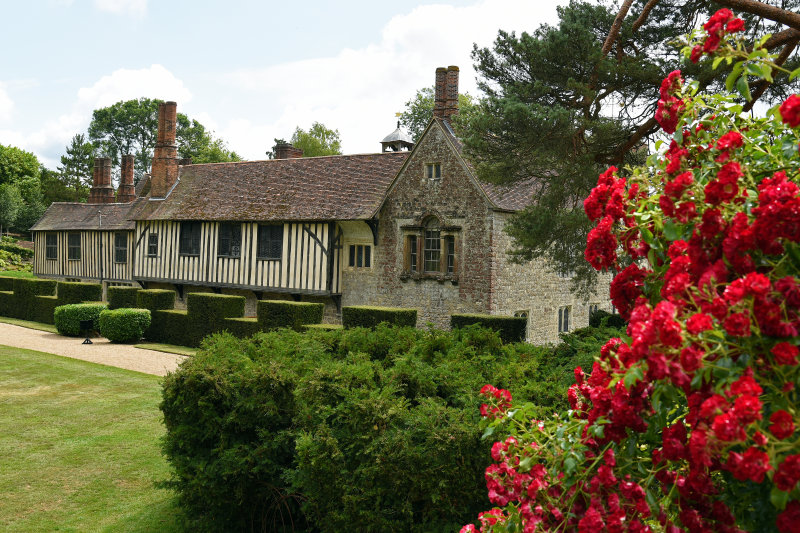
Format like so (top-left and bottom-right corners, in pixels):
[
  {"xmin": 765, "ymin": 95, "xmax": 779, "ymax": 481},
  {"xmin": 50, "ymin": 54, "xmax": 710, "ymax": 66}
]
[
  {"xmin": 589, "ymin": 309, "xmax": 627, "ymax": 329},
  {"xmin": 12, "ymin": 278, "xmax": 57, "ymax": 320},
  {"xmin": 54, "ymin": 303, "xmax": 108, "ymax": 336},
  {"xmin": 257, "ymin": 300, "xmax": 324, "ymax": 330},
  {"xmin": 0, "ymin": 276, "xmax": 14, "ymax": 292},
  {"xmin": 153, "ymin": 310, "xmax": 190, "ymax": 346},
  {"xmin": 303, "ymin": 323, "xmax": 343, "ymax": 332},
  {"xmin": 186, "ymin": 293, "xmax": 246, "ymax": 346},
  {"xmin": 57, "ymin": 281, "xmax": 102, "ymax": 304},
  {"xmin": 223, "ymin": 317, "xmax": 261, "ymax": 339},
  {"xmin": 99, "ymin": 308, "xmax": 151, "ymax": 343},
  {"xmin": 107, "ymin": 286, "xmax": 140, "ymax": 310},
  {"xmin": 450, "ymin": 313, "xmax": 527, "ymax": 344},
  {"xmin": 342, "ymin": 306, "xmax": 417, "ymax": 329},
  {"xmin": 0, "ymin": 290, "xmax": 12, "ymax": 317},
  {"xmin": 136, "ymin": 289, "xmax": 176, "ymax": 311},
  {"xmin": 31, "ymin": 295, "xmax": 60, "ymax": 324}
]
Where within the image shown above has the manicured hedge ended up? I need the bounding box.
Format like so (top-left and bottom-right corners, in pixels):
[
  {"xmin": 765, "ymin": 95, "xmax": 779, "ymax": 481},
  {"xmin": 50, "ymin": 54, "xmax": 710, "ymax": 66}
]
[
  {"xmin": 257, "ymin": 300, "xmax": 324, "ymax": 330},
  {"xmin": 136, "ymin": 289, "xmax": 176, "ymax": 311},
  {"xmin": 185, "ymin": 293, "xmax": 246, "ymax": 346},
  {"xmin": 589, "ymin": 308, "xmax": 627, "ymax": 329},
  {"xmin": 153, "ymin": 310, "xmax": 189, "ymax": 346},
  {"xmin": 54, "ymin": 303, "xmax": 108, "ymax": 336},
  {"xmin": 107, "ymin": 286, "xmax": 140, "ymax": 310},
  {"xmin": 0, "ymin": 276, "xmax": 14, "ymax": 291},
  {"xmin": 303, "ymin": 323, "xmax": 343, "ymax": 331},
  {"xmin": 57, "ymin": 281, "xmax": 102, "ymax": 304},
  {"xmin": 12, "ymin": 278, "xmax": 57, "ymax": 320},
  {"xmin": 341, "ymin": 305, "xmax": 417, "ymax": 329},
  {"xmin": 222, "ymin": 317, "xmax": 261, "ymax": 338},
  {"xmin": 99, "ymin": 308, "xmax": 151, "ymax": 343},
  {"xmin": 0, "ymin": 290, "xmax": 12, "ymax": 317},
  {"xmin": 450, "ymin": 313, "xmax": 527, "ymax": 344},
  {"xmin": 31, "ymin": 295, "xmax": 59, "ymax": 324}
]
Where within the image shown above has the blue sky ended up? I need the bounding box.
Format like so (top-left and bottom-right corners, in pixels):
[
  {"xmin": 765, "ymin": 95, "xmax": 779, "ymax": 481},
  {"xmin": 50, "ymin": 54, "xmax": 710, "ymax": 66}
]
[{"xmin": 0, "ymin": 0, "xmax": 566, "ymax": 168}]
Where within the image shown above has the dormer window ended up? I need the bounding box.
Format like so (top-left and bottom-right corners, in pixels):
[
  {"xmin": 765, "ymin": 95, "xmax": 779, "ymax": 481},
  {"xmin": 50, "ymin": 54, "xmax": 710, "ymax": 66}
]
[{"xmin": 426, "ymin": 163, "xmax": 441, "ymax": 182}]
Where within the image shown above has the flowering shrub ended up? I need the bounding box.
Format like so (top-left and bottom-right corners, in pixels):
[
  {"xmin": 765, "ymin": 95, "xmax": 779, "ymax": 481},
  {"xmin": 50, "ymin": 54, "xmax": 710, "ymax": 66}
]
[{"xmin": 464, "ymin": 11, "xmax": 800, "ymax": 533}]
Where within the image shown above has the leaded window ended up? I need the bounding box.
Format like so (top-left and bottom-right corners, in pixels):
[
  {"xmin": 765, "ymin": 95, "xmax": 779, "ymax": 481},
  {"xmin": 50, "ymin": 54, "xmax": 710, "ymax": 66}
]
[
  {"xmin": 45, "ymin": 233, "xmax": 57, "ymax": 260},
  {"xmin": 218, "ymin": 223, "xmax": 242, "ymax": 258},
  {"xmin": 424, "ymin": 220, "xmax": 441, "ymax": 273},
  {"xmin": 67, "ymin": 233, "xmax": 80, "ymax": 260},
  {"xmin": 114, "ymin": 232, "xmax": 127, "ymax": 263},
  {"xmin": 179, "ymin": 222, "xmax": 202, "ymax": 256},
  {"xmin": 558, "ymin": 306, "xmax": 571, "ymax": 333},
  {"xmin": 147, "ymin": 234, "xmax": 158, "ymax": 257},
  {"xmin": 257, "ymin": 224, "xmax": 283, "ymax": 260},
  {"xmin": 348, "ymin": 244, "xmax": 371, "ymax": 268}
]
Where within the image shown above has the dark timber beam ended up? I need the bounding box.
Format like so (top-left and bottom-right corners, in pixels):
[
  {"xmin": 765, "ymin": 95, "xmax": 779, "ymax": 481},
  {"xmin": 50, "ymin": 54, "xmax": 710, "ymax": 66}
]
[{"xmin": 366, "ymin": 219, "xmax": 379, "ymax": 246}]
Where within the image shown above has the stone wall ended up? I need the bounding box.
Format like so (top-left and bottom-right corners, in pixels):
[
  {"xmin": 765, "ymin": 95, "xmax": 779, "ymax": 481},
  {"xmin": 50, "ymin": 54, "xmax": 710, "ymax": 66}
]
[
  {"xmin": 342, "ymin": 121, "xmax": 494, "ymax": 328},
  {"xmin": 489, "ymin": 212, "xmax": 613, "ymax": 344}
]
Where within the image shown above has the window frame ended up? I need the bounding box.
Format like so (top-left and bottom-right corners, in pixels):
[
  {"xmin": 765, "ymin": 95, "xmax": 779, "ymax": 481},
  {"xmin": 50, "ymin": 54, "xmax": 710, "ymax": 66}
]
[
  {"xmin": 558, "ymin": 306, "xmax": 571, "ymax": 334},
  {"xmin": 256, "ymin": 224, "xmax": 283, "ymax": 261},
  {"xmin": 45, "ymin": 233, "xmax": 57, "ymax": 260},
  {"xmin": 425, "ymin": 162, "xmax": 442, "ymax": 182},
  {"xmin": 217, "ymin": 222, "xmax": 242, "ymax": 258},
  {"xmin": 179, "ymin": 222, "xmax": 202, "ymax": 256},
  {"xmin": 114, "ymin": 232, "xmax": 128, "ymax": 264},
  {"xmin": 67, "ymin": 232, "xmax": 81, "ymax": 261},
  {"xmin": 348, "ymin": 243, "xmax": 372, "ymax": 269},
  {"xmin": 147, "ymin": 233, "xmax": 159, "ymax": 257}
]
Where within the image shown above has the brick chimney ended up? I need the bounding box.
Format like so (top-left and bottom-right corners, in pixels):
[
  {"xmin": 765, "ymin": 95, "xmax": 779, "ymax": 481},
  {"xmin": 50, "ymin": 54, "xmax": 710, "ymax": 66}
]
[
  {"xmin": 444, "ymin": 65, "xmax": 459, "ymax": 120},
  {"xmin": 117, "ymin": 154, "xmax": 136, "ymax": 203},
  {"xmin": 433, "ymin": 67, "xmax": 447, "ymax": 119},
  {"xmin": 273, "ymin": 142, "xmax": 303, "ymax": 159},
  {"xmin": 88, "ymin": 157, "xmax": 115, "ymax": 204},
  {"xmin": 150, "ymin": 101, "xmax": 178, "ymax": 198}
]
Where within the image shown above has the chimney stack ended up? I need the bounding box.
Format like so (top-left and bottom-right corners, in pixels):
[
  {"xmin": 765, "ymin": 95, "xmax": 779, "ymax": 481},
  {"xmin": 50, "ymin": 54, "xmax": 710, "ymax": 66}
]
[
  {"xmin": 117, "ymin": 154, "xmax": 136, "ymax": 203},
  {"xmin": 444, "ymin": 66, "xmax": 459, "ymax": 120},
  {"xmin": 273, "ymin": 142, "xmax": 303, "ymax": 159},
  {"xmin": 433, "ymin": 67, "xmax": 447, "ymax": 119},
  {"xmin": 88, "ymin": 157, "xmax": 115, "ymax": 204},
  {"xmin": 150, "ymin": 101, "xmax": 178, "ymax": 198}
]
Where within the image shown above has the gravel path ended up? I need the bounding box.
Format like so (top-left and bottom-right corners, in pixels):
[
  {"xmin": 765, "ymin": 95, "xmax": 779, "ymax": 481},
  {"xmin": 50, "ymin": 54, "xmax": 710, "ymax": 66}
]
[{"xmin": 0, "ymin": 322, "xmax": 186, "ymax": 376}]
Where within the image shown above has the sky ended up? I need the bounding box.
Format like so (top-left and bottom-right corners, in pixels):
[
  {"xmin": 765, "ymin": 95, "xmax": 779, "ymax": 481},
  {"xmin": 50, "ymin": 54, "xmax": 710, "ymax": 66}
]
[{"xmin": 0, "ymin": 0, "xmax": 568, "ymax": 169}]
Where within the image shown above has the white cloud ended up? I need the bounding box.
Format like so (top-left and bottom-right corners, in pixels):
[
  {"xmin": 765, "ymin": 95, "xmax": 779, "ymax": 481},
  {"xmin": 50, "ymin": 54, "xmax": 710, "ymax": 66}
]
[
  {"xmin": 0, "ymin": 65, "xmax": 190, "ymax": 168},
  {"xmin": 93, "ymin": 0, "xmax": 147, "ymax": 17},
  {"xmin": 219, "ymin": 0, "xmax": 565, "ymax": 158},
  {"xmin": 0, "ymin": 84, "xmax": 13, "ymax": 124}
]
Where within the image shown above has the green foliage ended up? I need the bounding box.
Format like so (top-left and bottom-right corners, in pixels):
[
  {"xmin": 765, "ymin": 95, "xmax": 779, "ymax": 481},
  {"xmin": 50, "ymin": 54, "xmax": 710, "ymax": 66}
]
[
  {"xmin": 399, "ymin": 86, "xmax": 478, "ymax": 142},
  {"xmin": 161, "ymin": 323, "xmax": 622, "ymax": 531},
  {"xmin": 341, "ymin": 305, "xmax": 417, "ymax": 329},
  {"xmin": 588, "ymin": 308, "xmax": 626, "ymax": 329},
  {"xmin": 136, "ymin": 289, "xmax": 176, "ymax": 311},
  {"xmin": 257, "ymin": 300, "xmax": 324, "ymax": 330},
  {"xmin": 152, "ymin": 310, "xmax": 189, "ymax": 346},
  {"xmin": 0, "ymin": 241, "xmax": 33, "ymax": 258},
  {"xmin": 185, "ymin": 293, "xmax": 246, "ymax": 346},
  {"xmin": 222, "ymin": 316, "xmax": 261, "ymax": 338},
  {"xmin": 53, "ymin": 303, "xmax": 107, "ymax": 336},
  {"xmin": 0, "ymin": 183, "xmax": 23, "ymax": 233},
  {"xmin": 0, "ymin": 276, "xmax": 14, "ymax": 291},
  {"xmin": 57, "ymin": 281, "xmax": 102, "ymax": 304},
  {"xmin": 56, "ymin": 134, "xmax": 94, "ymax": 202},
  {"xmin": 0, "ymin": 248, "xmax": 30, "ymax": 272},
  {"xmin": 11, "ymin": 278, "xmax": 56, "ymax": 320},
  {"xmin": 303, "ymin": 323, "xmax": 342, "ymax": 331},
  {"xmin": 450, "ymin": 313, "xmax": 528, "ymax": 344},
  {"xmin": 0, "ymin": 144, "xmax": 40, "ymax": 187},
  {"xmin": 107, "ymin": 286, "xmax": 140, "ymax": 310},
  {"xmin": 99, "ymin": 308, "xmax": 151, "ymax": 343},
  {"xmin": 289, "ymin": 122, "xmax": 342, "ymax": 157},
  {"xmin": 0, "ymin": 290, "xmax": 12, "ymax": 317}
]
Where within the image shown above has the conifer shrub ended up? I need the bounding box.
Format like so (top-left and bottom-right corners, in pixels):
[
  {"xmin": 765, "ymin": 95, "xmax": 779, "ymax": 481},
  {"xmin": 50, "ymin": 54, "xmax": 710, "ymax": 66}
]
[
  {"xmin": 450, "ymin": 313, "xmax": 527, "ymax": 344},
  {"xmin": 588, "ymin": 308, "xmax": 627, "ymax": 329},
  {"xmin": 153, "ymin": 310, "xmax": 189, "ymax": 346},
  {"xmin": 56, "ymin": 281, "xmax": 102, "ymax": 304},
  {"xmin": 53, "ymin": 303, "xmax": 107, "ymax": 336},
  {"xmin": 98, "ymin": 308, "xmax": 151, "ymax": 343},
  {"xmin": 341, "ymin": 305, "xmax": 417, "ymax": 329},
  {"xmin": 12, "ymin": 278, "xmax": 57, "ymax": 320},
  {"xmin": 136, "ymin": 289, "xmax": 176, "ymax": 311},
  {"xmin": 257, "ymin": 300, "xmax": 324, "ymax": 330},
  {"xmin": 107, "ymin": 286, "xmax": 140, "ymax": 310},
  {"xmin": 0, "ymin": 276, "xmax": 14, "ymax": 291},
  {"xmin": 160, "ymin": 323, "xmax": 621, "ymax": 532},
  {"xmin": 0, "ymin": 290, "xmax": 12, "ymax": 317},
  {"xmin": 185, "ymin": 293, "xmax": 246, "ymax": 346},
  {"xmin": 31, "ymin": 295, "xmax": 59, "ymax": 324}
]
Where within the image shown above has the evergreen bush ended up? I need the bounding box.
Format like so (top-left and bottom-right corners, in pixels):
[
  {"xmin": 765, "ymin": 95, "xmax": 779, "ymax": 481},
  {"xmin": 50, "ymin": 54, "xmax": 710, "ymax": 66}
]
[
  {"xmin": 107, "ymin": 286, "xmax": 140, "ymax": 310},
  {"xmin": 53, "ymin": 303, "xmax": 107, "ymax": 336},
  {"xmin": 12, "ymin": 278, "xmax": 57, "ymax": 320},
  {"xmin": 222, "ymin": 317, "xmax": 261, "ymax": 338},
  {"xmin": 98, "ymin": 308, "xmax": 151, "ymax": 343},
  {"xmin": 0, "ymin": 290, "xmax": 12, "ymax": 317},
  {"xmin": 31, "ymin": 295, "xmax": 59, "ymax": 324},
  {"xmin": 0, "ymin": 276, "xmax": 14, "ymax": 291},
  {"xmin": 257, "ymin": 300, "xmax": 324, "ymax": 330},
  {"xmin": 153, "ymin": 310, "xmax": 189, "ymax": 346},
  {"xmin": 56, "ymin": 281, "xmax": 102, "ymax": 304},
  {"xmin": 136, "ymin": 289, "xmax": 176, "ymax": 311},
  {"xmin": 341, "ymin": 305, "xmax": 417, "ymax": 329},
  {"xmin": 450, "ymin": 313, "xmax": 527, "ymax": 344},
  {"xmin": 185, "ymin": 293, "xmax": 245, "ymax": 346}
]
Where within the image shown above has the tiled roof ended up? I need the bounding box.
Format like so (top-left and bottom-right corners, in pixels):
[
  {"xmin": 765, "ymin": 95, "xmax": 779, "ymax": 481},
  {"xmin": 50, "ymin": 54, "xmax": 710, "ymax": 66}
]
[
  {"xmin": 29, "ymin": 202, "xmax": 136, "ymax": 231},
  {"xmin": 139, "ymin": 152, "xmax": 410, "ymax": 222}
]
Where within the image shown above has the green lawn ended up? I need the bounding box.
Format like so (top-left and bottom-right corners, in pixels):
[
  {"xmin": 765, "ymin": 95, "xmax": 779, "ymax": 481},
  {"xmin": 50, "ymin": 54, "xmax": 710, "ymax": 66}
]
[
  {"xmin": 0, "ymin": 270, "xmax": 34, "ymax": 278},
  {"xmin": 0, "ymin": 345, "xmax": 184, "ymax": 532},
  {"xmin": 0, "ymin": 316, "xmax": 58, "ymax": 333}
]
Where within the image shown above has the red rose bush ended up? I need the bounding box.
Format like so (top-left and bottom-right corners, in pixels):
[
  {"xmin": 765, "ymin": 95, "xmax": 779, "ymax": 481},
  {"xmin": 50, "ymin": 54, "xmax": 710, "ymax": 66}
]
[{"xmin": 464, "ymin": 11, "xmax": 800, "ymax": 532}]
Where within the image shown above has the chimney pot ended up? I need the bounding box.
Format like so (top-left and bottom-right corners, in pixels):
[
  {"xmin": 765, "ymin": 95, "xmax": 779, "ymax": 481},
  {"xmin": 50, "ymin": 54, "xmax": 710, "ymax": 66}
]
[
  {"xmin": 273, "ymin": 142, "xmax": 303, "ymax": 159},
  {"xmin": 434, "ymin": 67, "xmax": 447, "ymax": 119},
  {"xmin": 117, "ymin": 154, "xmax": 136, "ymax": 203},
  {"xmin": 151, "ymin": 101, "xmax": 179, "ymax": 198},
  {"xmin": 444, "ymin": 66, "xmax": 459, "ymax": 120}
]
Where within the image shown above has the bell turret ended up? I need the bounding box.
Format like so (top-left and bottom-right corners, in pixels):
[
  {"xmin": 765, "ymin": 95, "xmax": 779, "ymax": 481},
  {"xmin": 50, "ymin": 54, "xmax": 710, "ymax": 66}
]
[{"xmin": 380, "ymin": 121, "xmax": 414, "ymax": 152}]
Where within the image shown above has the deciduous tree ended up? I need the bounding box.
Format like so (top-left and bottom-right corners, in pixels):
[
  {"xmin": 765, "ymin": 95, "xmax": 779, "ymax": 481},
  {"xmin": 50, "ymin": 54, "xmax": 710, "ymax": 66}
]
[{"xmin": 290, "ymin": 122, "xmax": 342, "ymax": 157}]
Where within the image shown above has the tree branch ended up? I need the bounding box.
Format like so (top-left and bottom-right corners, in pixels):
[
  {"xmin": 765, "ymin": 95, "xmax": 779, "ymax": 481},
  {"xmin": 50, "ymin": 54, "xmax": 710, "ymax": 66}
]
[
  {"xmin": 605, "ymin": 117, "xmax": 660, "ymax": 166},
  {"xmin": 743, "ymin": 37, "xmax": 800, "ymax": 112},
  {"xmin": 602, "ymin": 0, "xmax": 636, "ymax": 56},
  {"xmin": 714, "ymin": 0, "xmax": 800, "ymax": 31},
  {"xmin": 762, "ymin": 28, "xmax": 800, "ymax": 50},
  {"xmin": 631, "ymin": 0, "xmax": 661, "ymax": 33}
]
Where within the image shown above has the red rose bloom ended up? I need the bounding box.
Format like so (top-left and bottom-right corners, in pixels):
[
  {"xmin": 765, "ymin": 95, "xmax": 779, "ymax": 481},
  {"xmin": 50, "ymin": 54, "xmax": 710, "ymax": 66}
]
[
  {"xmin": 780, "ymin": 94, "xmax": 800, "ymax": 127},
  {"xmin": 727, "ymin": 446, "xmax": 772, "ymax": 482},
  {"xmin": 716, "ymin": 131, "xmax": 744, "ymax": 151},
  {"xmin": 687, "ymin": 313, "xmax": 714, "ymax": 335},
  {"xmin": 773, "ymin": 342, "xmax": 799, "ymax": 365},
  {"xmin": 724, "ymin": 311, "xmax": 751, "ymax": 337},
  {"xmin": 777, "ymin": 501, "xmax": 800, "ymax": 533},
  {"xmin": 774, "ymin": 455, "xmax": 800, "ymax": 491},
  {"xmin": 770, "ymin": 410, "xmax": 795, "ymax": 440},
  {"xmin": 726, "ymin": 18, "xmax": 745, "ymax": 33}
]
